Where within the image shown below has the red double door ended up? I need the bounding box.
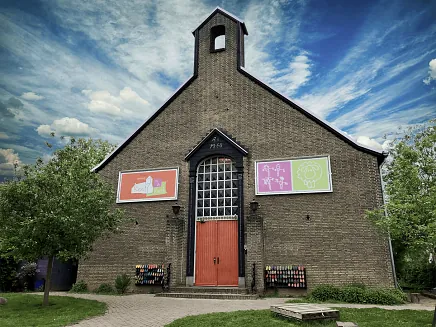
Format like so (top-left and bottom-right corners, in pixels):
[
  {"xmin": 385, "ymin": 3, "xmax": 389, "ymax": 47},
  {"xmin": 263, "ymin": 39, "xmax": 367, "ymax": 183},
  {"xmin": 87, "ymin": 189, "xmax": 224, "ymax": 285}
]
[{"xmin": 195, "ymin": 220, "xmax": 238, "ymax": 286}]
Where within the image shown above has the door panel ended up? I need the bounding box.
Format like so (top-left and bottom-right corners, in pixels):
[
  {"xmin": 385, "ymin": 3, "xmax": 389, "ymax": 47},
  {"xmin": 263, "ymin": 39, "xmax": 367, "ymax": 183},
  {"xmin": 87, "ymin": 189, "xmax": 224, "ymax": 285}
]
[
  {"xmin": 217, "ymin": 220, "xmax": 239, "ymax": 286},
  {"xmin": 195, "ymin": 221, "xmax": 217, "ymax": 286}
]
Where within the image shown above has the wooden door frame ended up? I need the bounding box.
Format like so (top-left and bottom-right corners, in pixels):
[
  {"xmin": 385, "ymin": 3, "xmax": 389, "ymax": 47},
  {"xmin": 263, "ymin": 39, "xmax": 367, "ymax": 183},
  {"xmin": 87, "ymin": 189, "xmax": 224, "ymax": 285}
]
[{"xmin": 185, "ymin": 129, "xmax": 247, "ymax": 287}]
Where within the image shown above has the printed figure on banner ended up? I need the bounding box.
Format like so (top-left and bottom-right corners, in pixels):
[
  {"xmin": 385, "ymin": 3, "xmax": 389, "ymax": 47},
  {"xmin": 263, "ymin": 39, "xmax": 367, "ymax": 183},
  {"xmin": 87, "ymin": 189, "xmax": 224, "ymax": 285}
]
[
  {"xmin": 257, "ymin": 161, "xmax": 292, "ymax": 193},
  {"xmin": 118, "ymin": 168, "xmax": 178, "ymax": 202}
]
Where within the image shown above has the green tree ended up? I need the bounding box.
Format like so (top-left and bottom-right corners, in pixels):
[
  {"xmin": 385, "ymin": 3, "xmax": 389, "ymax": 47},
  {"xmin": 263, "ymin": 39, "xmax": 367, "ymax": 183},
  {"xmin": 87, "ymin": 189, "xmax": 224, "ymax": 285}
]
[
  {"xmin": 367, "ymin": 120, "xmax": 436, "ymax": 285},
  {"xmin": 0, "ymin": 137, "xmax": 124, "ymax": 306}
]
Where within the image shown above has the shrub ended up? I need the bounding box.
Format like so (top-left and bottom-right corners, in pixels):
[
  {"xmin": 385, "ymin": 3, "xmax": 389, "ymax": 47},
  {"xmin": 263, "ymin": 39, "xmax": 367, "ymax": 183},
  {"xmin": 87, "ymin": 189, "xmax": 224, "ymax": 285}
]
[
  {"xmin": 114, "ymin": 273, "xmax": 131, "ymax": 294},
  {"xmin": 70, "ymin": 280, "xmax": 88, "ymax": 293},
  {"xmin": 94, "ymin": 283, "xmax": 115, "ymax": 294},
  {"xmin": 310, "ymin": 284, "xmax": 341, "ymax": 302},
  {"xmin": 341, "ymin": 286, "xmax": 366, "ymax": 303},
  {"xmin": 398, "ymin": 256, "xmax": 435, "ymax": 290},
  {"xmin": 364, "ymin": 288, "xmax": 407, "ymax": 305},
  {"xmin": 17, "ymin": 262, "xmax": 38, "ymax": 291},
  {"xmin": 348, "ymin": 283, "xmax": 366, "ymax": 289},
  {"xmin": 0, "ymin": 255, "xmax": 19, "ymax": 292},
  {"xmin": 309, "ymin": 284, "xmax": 406, "ymax": 305}
]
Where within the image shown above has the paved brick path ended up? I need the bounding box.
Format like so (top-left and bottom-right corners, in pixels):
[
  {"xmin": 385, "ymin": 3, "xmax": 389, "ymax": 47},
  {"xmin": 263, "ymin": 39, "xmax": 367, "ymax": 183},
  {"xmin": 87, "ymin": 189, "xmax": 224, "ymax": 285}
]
[{"xmin": 48, "ymin": 292, "xmax": 436, "ymax": 327}]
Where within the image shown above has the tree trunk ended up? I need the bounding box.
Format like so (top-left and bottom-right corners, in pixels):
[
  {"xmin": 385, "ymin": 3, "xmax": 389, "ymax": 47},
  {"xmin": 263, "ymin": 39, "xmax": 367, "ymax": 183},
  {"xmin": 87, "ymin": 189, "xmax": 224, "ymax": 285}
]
[{"xmin": 43, "ymin": 256, "xmax": 54, "ymax": 306}]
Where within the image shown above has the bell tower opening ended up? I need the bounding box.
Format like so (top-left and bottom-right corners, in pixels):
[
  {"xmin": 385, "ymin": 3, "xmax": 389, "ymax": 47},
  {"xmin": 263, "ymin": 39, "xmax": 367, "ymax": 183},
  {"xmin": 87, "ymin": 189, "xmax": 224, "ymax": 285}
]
[{"xmin": 210, "ymin": 25, "xmax": 226, "ymax": 52}]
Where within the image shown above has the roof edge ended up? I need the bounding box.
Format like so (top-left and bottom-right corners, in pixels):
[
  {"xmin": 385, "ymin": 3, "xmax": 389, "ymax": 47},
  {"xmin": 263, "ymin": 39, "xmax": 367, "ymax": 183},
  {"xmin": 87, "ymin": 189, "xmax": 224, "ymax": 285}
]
[
  {"xmin": 192, "ymin": 7, "xmax": 248, "ymax": 36},
  {"xmin": 92, "ymin": 75, "xmax": 197, "ymax": 172},
  {"xmin": 237, "ymin": 66, "xmax": 386, "ymax": 161}
]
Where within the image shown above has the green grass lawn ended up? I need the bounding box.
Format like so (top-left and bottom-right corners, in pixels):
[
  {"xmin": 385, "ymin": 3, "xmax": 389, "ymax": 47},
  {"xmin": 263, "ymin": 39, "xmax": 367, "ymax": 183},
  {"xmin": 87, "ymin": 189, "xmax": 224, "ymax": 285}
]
[
  {"xmin": 166, "ymin": 308, "xmax": 433, "ymax": 327},
  {"xmin": 0, "ymin": 293, "xmax": 107, "ymax": 327}
]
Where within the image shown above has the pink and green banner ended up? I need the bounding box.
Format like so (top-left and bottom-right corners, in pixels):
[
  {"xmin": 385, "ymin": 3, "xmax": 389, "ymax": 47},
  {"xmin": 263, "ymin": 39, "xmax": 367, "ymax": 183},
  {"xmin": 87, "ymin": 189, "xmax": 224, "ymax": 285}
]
[{"xmin": 255, "ymin": 156, "xmax": 332, "ymax": 195}]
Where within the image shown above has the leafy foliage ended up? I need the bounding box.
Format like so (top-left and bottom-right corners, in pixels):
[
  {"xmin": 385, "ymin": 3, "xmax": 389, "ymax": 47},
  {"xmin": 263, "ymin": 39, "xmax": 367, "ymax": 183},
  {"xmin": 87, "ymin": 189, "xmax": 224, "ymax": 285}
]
[
  {"xmin": 0, "ymin": 137, "xmax": 125, "ymax": 305},
  {"xmin": 16, "ymin": 262, "xmax": 38, "ymax": 280},
  {"xmin": 16, "ymin": 262, "xmax": 38, "ymax": 291},
  {"xmin": 367, "ymin": 120, "xmax": 436, "ymax": 255},
  {"xmin": 114, "ymin": 273, "xmax": 131, "ymax": 294},
  {"xmin": 396, "ymin": 251, "xmax": 436, "ymax": 290},
  {"xmin": 309, "ymin": 284, "xmax": 406, "ymax": 305},
  {"xmin": 309, "ymin": 284, "xmax": 341, "ymax": 302},
  {"xmin": 94, "ymin": 283, "xmax": 115, "ymax": 294},
  {"xmin": 0, "ymin": 254, "xmax": 18, "ymax": 292},
  {"xmin": 70, "ymin": 280, "xmax": 88, "ymax": 293},
  {"xmin": 367, "ymin": 120, "xmax": 436, "ymax": 288}
]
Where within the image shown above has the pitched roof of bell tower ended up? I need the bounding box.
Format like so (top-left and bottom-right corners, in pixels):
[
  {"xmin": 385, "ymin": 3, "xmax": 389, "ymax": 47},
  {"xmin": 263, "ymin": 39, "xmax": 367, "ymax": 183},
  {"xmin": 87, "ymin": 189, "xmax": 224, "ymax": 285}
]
[{"xmin": 192, "ymin": 7, "xmax": 248, "ymax": 36}]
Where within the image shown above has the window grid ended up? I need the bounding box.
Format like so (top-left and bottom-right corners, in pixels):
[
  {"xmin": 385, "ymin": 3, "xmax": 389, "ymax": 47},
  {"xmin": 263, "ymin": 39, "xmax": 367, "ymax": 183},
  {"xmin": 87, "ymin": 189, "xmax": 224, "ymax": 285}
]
[{"xmin": 196, "ymin": 157, "xmax": 238, "ymax": 219}]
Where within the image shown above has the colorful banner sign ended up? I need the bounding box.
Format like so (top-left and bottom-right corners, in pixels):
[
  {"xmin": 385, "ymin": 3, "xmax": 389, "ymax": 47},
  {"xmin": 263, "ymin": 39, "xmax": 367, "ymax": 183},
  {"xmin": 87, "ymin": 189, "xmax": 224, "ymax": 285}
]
[
  {"xmin": 117, "ymin": 168, "xmax": 178, "ymax": 203},
  {"xmin": 255, "ymin": 156, "xmax": 332, "ymax": 195}
]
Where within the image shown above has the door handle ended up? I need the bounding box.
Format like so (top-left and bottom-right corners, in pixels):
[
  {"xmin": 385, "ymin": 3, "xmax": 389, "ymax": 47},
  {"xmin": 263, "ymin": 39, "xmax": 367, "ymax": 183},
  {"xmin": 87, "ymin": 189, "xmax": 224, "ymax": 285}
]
[
  {"xmin": 213, "ymin": 257, "xmax": 216, "ymax": 264},
  {"xmin": 217, "ymin": 257, "xmax": 220, "ymax": 264}
]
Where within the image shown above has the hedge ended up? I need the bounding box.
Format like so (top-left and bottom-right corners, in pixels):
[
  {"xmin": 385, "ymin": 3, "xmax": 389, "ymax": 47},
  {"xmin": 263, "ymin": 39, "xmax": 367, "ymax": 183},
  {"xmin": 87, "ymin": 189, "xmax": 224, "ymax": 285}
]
[{"xmin": 309, "ymin": 284, "xmax": 407, "ymax": 305}]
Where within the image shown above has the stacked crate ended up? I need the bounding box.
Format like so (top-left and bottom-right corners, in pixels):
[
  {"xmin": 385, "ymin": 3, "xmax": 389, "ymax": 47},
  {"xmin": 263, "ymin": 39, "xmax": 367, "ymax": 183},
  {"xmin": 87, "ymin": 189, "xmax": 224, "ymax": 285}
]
[
  {"xmin": 135, "ymin": 264, "xmax": 165, "ymax": 285},
  {"xmin": 265, "ymin": 265, "xmax": 306, "ymax": 288}
]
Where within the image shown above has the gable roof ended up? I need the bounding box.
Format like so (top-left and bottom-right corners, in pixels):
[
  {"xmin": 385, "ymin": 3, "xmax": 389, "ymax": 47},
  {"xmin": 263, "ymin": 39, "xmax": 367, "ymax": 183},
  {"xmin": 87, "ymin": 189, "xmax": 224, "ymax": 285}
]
[
  {"xmin": 92, "ymin": 8, "xmax": 386, "ymax": 173},
  {"xmin": 185, "ymin": 128, "xmax": 248, "ymax": 160},
  {"xmin": 192, "ymin": 7, "xmax": 248, "ymax": 36},
  {"xmin": 238, "ymin": 67, "xmax": 387, "ymax": 163},
  {"xmin": 91, "ymin": 75, "xmax": 197, "ymax": 172}
]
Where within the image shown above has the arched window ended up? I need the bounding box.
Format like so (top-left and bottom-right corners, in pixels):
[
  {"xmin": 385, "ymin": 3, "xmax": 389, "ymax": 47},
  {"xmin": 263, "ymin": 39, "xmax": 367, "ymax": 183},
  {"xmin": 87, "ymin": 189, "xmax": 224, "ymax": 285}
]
[
  {"xmin": 210, "ymin": 25, "xmax": 226, "ymax": 52},
  {"xmin": 196, "ymin": 156, "xmax": 238, "ymax": 219}
]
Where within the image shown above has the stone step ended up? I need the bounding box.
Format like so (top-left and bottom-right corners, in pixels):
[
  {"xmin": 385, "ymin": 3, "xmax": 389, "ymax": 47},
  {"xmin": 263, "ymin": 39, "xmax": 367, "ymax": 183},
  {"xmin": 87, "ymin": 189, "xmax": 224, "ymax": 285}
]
[
  {"xmin": 168, "ymin": 287, "xmax": 249, "ymax": 294},
  {"xmin": 155, "ymin": 292, "xmax": 258, "ymax": 300}
]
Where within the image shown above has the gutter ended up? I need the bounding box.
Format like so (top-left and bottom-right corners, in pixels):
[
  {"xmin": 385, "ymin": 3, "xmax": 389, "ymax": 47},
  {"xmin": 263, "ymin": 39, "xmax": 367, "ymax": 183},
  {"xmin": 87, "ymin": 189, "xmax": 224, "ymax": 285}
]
[{"xmin": 379, "ymin": 160, "xmax": 398, "ymax": 288}]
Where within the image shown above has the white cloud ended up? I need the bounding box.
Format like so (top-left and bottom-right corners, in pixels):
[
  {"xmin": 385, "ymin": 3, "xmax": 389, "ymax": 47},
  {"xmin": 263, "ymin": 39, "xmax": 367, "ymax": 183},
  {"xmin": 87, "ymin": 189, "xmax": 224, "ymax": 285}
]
[
  {"xmin": 269, "ymin": 54, "xmax": 312, "ymax": 95},
  {"xmin": 42, "ymin": 153, "xmax": 54, "ymax": 163},
  {"xmin": 297, "ymin": 84, "xmax": 370, "ymax": 118},
  {"xmin": 0, "ymin": 132, "xmax": 9, "ymax": 139},
  {"xmin": 295, "ymin": 6, "xmax": 435, "ymax": 124},
  {"xmin": 36, "ymin": 117, "xmax": 96, "ymax": 137},
  {"xmin": 48, "ymin": 0, "xmax": 209, "ymax": 83},
  {"xmin": 52, "ymin": 117, "xmax": 95, "ymax": 135},
  {"xmin": 36, "ymin": 124, "xmax": 54, "ymax": 137},
  {"xmin": 243, "ymin": 1, "xmax": 311, "ymax": 95},
  {"xmin": 356, "ymin": 136, "xmax": 383, "ymax": 151},
  {"xmin": 1, "ymin": 0, "xmax": 435, "ymax": 162},
  {"xmin": 21, "ymin": 91, "xmax": 44, "ymax": 101},
  {"xmin": 348, "ymin": 103, "xmax": 436, "ymax": 140},
  {"xmin": 332, "ymin": 69, "xmax": 424, "ymax": 130},
  {"xmin": 423, "ymin": 58, "xmax": 436, "ymax": 85},
  {"xmin": 82, "ymin": 87, "xmax": 148, "ymax": 116},
  {"xmin": 381, "ymin": 139, "xmax": 393, "ymax": 151},
  {"xmin": 0, "ymin": 148, "xmax": 21, "ymax": 178}
]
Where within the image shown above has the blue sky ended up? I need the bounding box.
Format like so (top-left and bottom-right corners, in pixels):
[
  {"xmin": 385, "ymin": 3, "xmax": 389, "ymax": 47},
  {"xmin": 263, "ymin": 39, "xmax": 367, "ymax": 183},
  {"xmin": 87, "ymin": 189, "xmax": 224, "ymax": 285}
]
[{"xmin": 0, "ymin": 0, "xmax": 435, "ymax": 181}]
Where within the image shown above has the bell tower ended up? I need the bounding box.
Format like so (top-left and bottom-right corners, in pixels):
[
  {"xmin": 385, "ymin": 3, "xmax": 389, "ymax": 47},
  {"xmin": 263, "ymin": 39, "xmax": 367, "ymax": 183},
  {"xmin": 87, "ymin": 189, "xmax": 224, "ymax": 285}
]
[{"xmin": 192, "ymin": 7, "xmax": 248, "ymax": 76}]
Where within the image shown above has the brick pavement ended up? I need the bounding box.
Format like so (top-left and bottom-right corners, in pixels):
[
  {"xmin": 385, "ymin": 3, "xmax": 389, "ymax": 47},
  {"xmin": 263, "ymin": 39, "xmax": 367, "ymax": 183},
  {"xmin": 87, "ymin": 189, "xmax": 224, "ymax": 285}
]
[{"xmin": 47, "ymin": 292, "xmax": 436, "ymax": 327}]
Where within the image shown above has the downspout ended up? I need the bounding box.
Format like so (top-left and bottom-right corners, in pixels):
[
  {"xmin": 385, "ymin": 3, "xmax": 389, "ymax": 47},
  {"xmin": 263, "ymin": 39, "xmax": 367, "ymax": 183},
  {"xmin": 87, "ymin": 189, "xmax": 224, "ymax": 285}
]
[{"xmin": 379, "ymin": 159, "xmax": 398, "ymax": 288}]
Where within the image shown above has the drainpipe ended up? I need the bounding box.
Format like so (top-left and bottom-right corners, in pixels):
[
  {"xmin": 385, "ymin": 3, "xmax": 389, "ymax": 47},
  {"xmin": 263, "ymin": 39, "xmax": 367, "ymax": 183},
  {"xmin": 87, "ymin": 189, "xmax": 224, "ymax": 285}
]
[{"xmin": 379, "ymin": 159, "xmax": 398, "ymax": 288}]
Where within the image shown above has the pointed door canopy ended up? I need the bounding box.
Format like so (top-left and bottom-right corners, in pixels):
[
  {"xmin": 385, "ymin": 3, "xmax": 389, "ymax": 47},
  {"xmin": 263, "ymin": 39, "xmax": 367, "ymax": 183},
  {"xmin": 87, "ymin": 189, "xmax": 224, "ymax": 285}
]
[{"xmin": 185, "ymin": 129, "xmax": 248, "ymax": 168}]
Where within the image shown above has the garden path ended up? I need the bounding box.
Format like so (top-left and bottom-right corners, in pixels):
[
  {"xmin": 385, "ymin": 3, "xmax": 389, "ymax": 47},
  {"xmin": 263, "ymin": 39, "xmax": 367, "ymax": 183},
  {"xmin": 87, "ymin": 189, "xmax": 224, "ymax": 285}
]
[{"xmin": 48, "ymin": 292, "xmax": 436, "ymax": 327}]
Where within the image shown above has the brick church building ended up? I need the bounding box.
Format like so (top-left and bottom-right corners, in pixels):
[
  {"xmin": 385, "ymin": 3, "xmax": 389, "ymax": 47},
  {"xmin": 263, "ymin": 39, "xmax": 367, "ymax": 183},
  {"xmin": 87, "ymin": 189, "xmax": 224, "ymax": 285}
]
[{"xmin": 77, "ymin": 7, "xmax": 395, "ymax": 293}]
